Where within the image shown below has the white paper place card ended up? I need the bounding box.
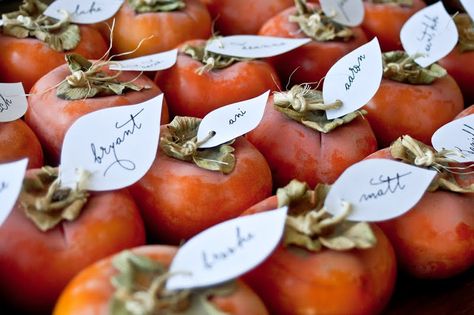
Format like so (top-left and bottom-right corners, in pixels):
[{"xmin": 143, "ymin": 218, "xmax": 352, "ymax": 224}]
[
  {"xmin": 59, "ymin": 94, "xmax": 163, "ymax": 191},
  {"xmin": 0, "ymin": 83, "xmax": 27, "ymax": 122},
  {"xmin": 44, "ymin": 0, "xmax": 124, "ymax": 24},
  {"xmin": 109, "ymin": 49, "xmax": 178, "ymax": 72},
  {"xmin": 432, "ymin": 114, "xmax": 474, "ymax": 163},
  {"xmin": 0, "ymin": 159, "xmax": 28, "ymax": 226},
  {"xmin": 320, "ymin": 0, "xmax": 364, "ymax": 27},
  {"xmin": 197, "ymin": 91, "xmax": 269, "ymax": 149},
  {"xmin": 205, "ymin": 36, "xmax": 311, "ymax": 59},
  {"xmin": 324, "ymin": 159, "xmax": 436, "ymax": 222},
  {"xmin": 323, "ymin": 37, "xmax": 382, "ymax": 120},
  {"xmin": 166, "ymin": 206, "xmax": 288, "ymax": 291},
  {"xmin": 460, "ymin": 0, "xmax": 474, "ymax": 20},
  {"xmin": 400, "ymin": 2, "xmax": 458, "ymax": 68}
]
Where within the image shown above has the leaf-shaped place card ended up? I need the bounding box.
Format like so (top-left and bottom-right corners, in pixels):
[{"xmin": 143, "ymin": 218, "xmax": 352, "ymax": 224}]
[
  {"xmin": 205, "ymin": 35, "xmax": 311, "ymax": 58},
  {"xmin": 460, "ymin": 0, "xmax": 474, "ymax": 20},
  {"xmin": 323, "ymin": 37, "xmax": 382, "ymax": 120},
  {"xmin": 166, "ymin": 206, "xmax": 288, "ymax": 291},
  {"xmin": 196, "ymin": 91, "xmax": 269, "ymax": 148},
  {"xmin": 60, "ymin": 94, "xmax": 163, "ymax": 191},
  {"xmin": 44, "ymin": 0, "xmax": 124, "ymax": 24},
  {"xmin": 324, "ymin": 159, "xmax": 436, "ymax": 222},
  {"xmin": 432, "ymin": 114, "xmax": 474, "ymax": 163},
  {"xmin": 109, "ymin": 49, "xmax": 178, "ymax": 72},
  {"xmin": 0, "ymin": 159, "xmax": 28, "ymax": 226},
  {"xmin": 320, "ymin": 0, "xmax": 364, "ymax": 27},
  {"xmin": 0, "ymin": 83, "xmax": 27, "ymax": 122},
  {"xmin": 400, "ymin": 2, "xmax": 458, "ymax": 68}
]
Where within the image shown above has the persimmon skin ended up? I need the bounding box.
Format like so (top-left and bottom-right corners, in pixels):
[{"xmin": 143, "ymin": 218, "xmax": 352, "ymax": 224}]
[
  {"xmin": 201, "ymin": 0, "xmax": 293, "ymax": 35},
  {"xmin": 0, "ymin": 170, "xmax": 146, "ymax": 313},
  {"xmin": 53, "ymin": 245, "xmax": 269, "ymax": 315},
  {"xmin": 246, "ymin": 96, "xmax": 377, "ymax": 188},
  {"xmin": 25, "ymin": 64, "xmax": 169, "ymax": 165},
  {"xmin": 367, "ymin": 148, "xmax": 474, "ymax": 279},
  {"xmin": 241, "ymin": 197, "xmax": 397, "ymax": 315},
  {"xmin": 112, "ymin": 0, "xmax": 211, "ymax": 59},
  {"xmin": 0, "ymin": 120, "xmax": 43, "ymax": 168},
  {"xmin": 361, "ymin": 0, "xmax": 426, "ymax": 52},
  {"xmin": 0, "ymin": 26, "xmax": 108, "ymax": 92},
  {"xmin": 364, "ymin": 76, "xmax": 464, "ymax": 147},
  {"xmin": 130, "ymin": 134, "xmax": 272, "ymax": 244},
  {"xmin": 438, "ymin": 48, "xmax": 474, "ymax": 105},
  {"xmin": 258, "ymin": 5, "xmax": 368, "ymax": 86},
  {"xmin": 154, "ymin": 39, "xmax": 281, "ymax": 118}
]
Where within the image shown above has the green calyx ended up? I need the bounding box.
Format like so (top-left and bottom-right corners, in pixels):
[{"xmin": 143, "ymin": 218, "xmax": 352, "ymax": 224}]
[
  {"xmin": 128, "ymin": 0, "xmax": 186, "ymax": 14},
  {"xmin": 278, "ymin": 179, "xmax": 376, "ymax": 252},
  {"xmin": 1, "ymin": 0, "xmax": 80, "ymax": 52},
  {"xmin": 160, "ymin": 116, "xmax": 236, "ymax": 174},
  {"xmin": 382, "ymin": 51, "xmax": 447, "ymax": 84},
  {"xmin": 289, "ymin": 0, "xmax": 353, "ymax": 42},
  {"xmin": 366, "ymin": 0, "xmax": 413, "ymax": 6},
  {"xmin": 56, "ymin": 54, "xmax": 149, "ymax": 100},
  {"xmin": 454, "ymin": 13, "xmax": 474, "ymax": 52},
  {"xmin": 110, "ymin": 250, "xmax": 234, "ymax": 315},
  {"xmin": 273, "ymin": 85, "xmax": 365, "ymax": 133}
]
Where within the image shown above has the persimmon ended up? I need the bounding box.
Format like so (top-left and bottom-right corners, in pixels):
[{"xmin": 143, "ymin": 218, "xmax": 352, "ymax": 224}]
[
  {"xmin": 364, "ymin": 51, "xmax": 464, "ymax": 147},
  {"xmin": 25, "ymin": 54, "xmax": 169, "ymax": 165},
  {"xmin": 242, "ymin": 180, "xmax": 397, "ymax": 315},
  {"xmin": 53, "ymin": 245, "xmax": 269, "ymax": 315},
  {"xmin": 111, "ymin": 0, "xmax": 211, "ymax": 59},
  {"xmin": 154, "ymin": 39, "xmax": 281, "ymax": 118},
  {"xmin": 366, "ymin": 137, "xmax": 474, "ymax": 279},
  {"xmin": 0, "ymin": 167, "xmax": 146, "ymax": 313},
  {"xmin": 0, "ymin": 0, "xmax": 108, "ymax": 92},
  {"xmin": 258, "ymin": 0, "xmax": 368, "ymax": 87},
  {"xmin": 0, "ymin": 119, "xmax": 43, "ymax": 168},
  {"xmin": 129, "ymin": 117, "xmax": 272, "ymax": 244},
  {"xmin": 361, "ymin": 0, "xmax": 426, "ymax": 52},
  {"xmin": 246, "ymin": 86, "xmax": 377, "ymax": 188}
]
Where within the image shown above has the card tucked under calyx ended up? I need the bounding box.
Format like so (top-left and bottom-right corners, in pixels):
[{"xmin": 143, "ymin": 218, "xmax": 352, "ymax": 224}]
[
  {"xmin": 320, "ymin": 0, "xmax": 364, "ymax": 27},
  {"xmin": 205, "ymin": 36, "xmax": 311, "ymax": 59},
  {"xmin": 44, "ymin": 0, "xmax": 124, "ymax": 24},
  {"xmin": 0, "ymin": 159, "xmax": 28, "ymax": 226},
  {"xmin": 60, "ymin": 94, "xmax": 163, "ymax": 191},
  {"xmin": 196, "ymin": 91, "xmax": 269, "ymax": 148},
  {"xmin": 324, "ymin": 159, "xmax": 436, "ymax": 222},
  {"xmin": 460, "ymin": 0, "xmax": 474, "ymax": 20},
  {"xmin": 109, "ymin": 49, "xmax": 178, "ymax": 72},
  {"xmin": 0, "ymin": 83, "xmax": 28, "ymax": 122},
  {"xmin": 165, "ymin": 206, "xmax": 288, "ymax": 291},
  {"xmin": 400, "ymin": 2, "xmax": 458, "ymax": 68},
  {"xmin": 323, "ymin": 37, "xmax": 382, "ymax": 120},
  {"xmin": 432, "ymin": 114, "xmax": 474, "ymax": 163}
]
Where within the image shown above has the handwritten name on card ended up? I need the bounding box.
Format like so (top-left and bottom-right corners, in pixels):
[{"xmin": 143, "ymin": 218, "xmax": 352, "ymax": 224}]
[
  {"xmin": 0, "ymin": 159, "xmax": 28, "ymax": 226},
  {"xmin": 324, "ymin": 159, "xmax": 436, "ymax": 222},
  {"xmin": 206, "ymin": 35, "xmax": 311, "ymax": 59},
  {"xmin": 166, "ymin": 207, "xmax": 288, "ymax": 291},
  {"xmin": 109, "ymin": 49, "xmax": 178, "ymax": 72},
  {"xmin": 400, "ymin": 2, "xmax": 458, "ymax": 67},
  {"xmin": 44, "ymin": 0, "xmax": 124, "ymax": 24},
  {"xmin": 60, "ymin": 94, "xmax": 163, "ymax": 191},
  {"xmin": 320, "ymin": 0, "xmax": 364, "ymax": 27},
  {"xmin": 432, "ymin": 114, "xmax": 474, "ymax": 163},
  {"xmin": 323, "ymin": 37, "xmax": 382, "ymax": 120},
  {"xmin": 0, "ymin": 83, "xmax": 28, "ymax": 122}
]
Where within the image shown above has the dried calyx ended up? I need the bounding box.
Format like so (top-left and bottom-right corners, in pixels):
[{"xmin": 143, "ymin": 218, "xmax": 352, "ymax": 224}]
[
  {"xmin": 454, "ymin": 13, "xmax": 474, "ymax": 52},
  {"xmin": 110, "ymin": 250, "xmax": 234, "ymax": 315},
  {"xmin": 273, "ymin": 85, "xmax": 365, "ymax": 133},
  {"xmin": 277, "ymin": 179, "xmax": 376, "ymax": 251},
  {"xmin": 382, "ymin": 51, "xmax": 447, "ymax": 84},
  {"xmin": 160, "ymin": 116, "xmax": 236, "ymax": 174},
  {"xmin": 20, "ymin": 166, "xmax": 89, "ymax": 232},
  {"xmin": 1, "ymin": 0, "xmax": 80, "ymax": 52},
  {"xmin": 290, "ymin": 0, "xmax": 353, "ymax": 42},
  {"xmin": 182, "ymin": 41, "xmax": 249, "ymax": 74},
  {"xmin": 128, "ymin": 0, "xmax": 186, "ymax": 13},
  {"xmin": 390, "ymin": 135, "xmax": 474, "ymax": 193},
  {"xmin": 366, "ymin": 0, "xmax": 413, "ymax": 6},
  {"xmin": 56, "ymin": 53, "xmax": 149, "ymax": 100}
]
